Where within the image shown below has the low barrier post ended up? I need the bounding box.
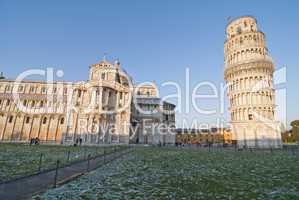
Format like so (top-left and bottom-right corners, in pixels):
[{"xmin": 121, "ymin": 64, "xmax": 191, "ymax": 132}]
[
  {"xmin": 53, "ymin": 160, "xmax": 60, "ymax": 188},
  {"xmin": 87, "ymin": 154, "xmax": 91, "ymax": 172},
  {"xmin": 38, "ymin": 153, "xmax": 43, "ymax": 172}
]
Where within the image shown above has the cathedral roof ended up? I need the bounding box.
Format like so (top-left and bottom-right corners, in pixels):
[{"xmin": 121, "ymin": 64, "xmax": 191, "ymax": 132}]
[{"xmin": 91, "ymin": 59, "xmax": 115, "ymax": 70}]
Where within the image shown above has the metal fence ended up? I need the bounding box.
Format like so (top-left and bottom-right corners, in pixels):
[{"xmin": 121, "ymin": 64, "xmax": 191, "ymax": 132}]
[
  {"xmin": 0, "ymin": 144, "xmax": 130, "ymax": 184},
  {"xmin": 0, "ymin": 145, "xmax": 133, "ymax": 199}
]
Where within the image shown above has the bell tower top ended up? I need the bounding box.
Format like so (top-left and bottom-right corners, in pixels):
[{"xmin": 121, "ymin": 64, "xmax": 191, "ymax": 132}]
[{"xmin": 226, "ymin": 16, "xmax": 257, "ymax": 39}]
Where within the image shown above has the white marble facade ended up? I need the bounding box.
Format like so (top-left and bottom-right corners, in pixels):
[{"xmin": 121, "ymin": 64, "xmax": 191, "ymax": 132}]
[{"xmin": 224, "ymin": 16, "xmax": 282, "ymax": 148}]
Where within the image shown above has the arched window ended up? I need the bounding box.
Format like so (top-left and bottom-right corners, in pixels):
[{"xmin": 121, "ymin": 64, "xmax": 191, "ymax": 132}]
[
  {"xmin": 8, "ymin": 116, "xmax": 13, "ymax": 123},
  {"xmin": 240, "ymin": 37, "xmax": 243, "ymax": 44},
  {"xmin": 18, "ymin": 85, "xmax": 24, "ymax": 92},
  {"xmin": 248, "ymin": 114, "xmax": 253, "ymax": 120},
  {"xmin": 5, "ymin": 85, "xmax": 11, "ymax": 92},
  {"xmin": 30, "ymin": 86, "xmax": 35, "ymax": 93},
  {"xmin": 41, "ymin": 87, "xmax": 46, "ymax": 93},
  {"xmin": 101, "ymin": 73, "xmax": 105, "ymax": 80},
  {"xmin": 236, "ymin": 27, "xmax": 242, "ymax": 34},
  {"xmin": 60, "ymin": 117, "xmax": 65, "ymax": 124},
  {"xmin": 42, "ymin": 117, "xmax": 47, "ymax": 124},
  {"xmin": 26, "ymin": 117, "xmax": 30, "ymax": 124}
]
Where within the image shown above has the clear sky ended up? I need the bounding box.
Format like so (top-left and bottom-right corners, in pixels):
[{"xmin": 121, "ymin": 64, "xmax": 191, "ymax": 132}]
[{"xmin": 0, "ymin": 0, "xmax": 298, "ymax": 128}]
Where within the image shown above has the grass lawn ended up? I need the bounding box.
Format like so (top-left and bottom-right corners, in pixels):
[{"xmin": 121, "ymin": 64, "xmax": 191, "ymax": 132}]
[
  {"xmin": 41, "ymin": 147, "xmax": 299, "ymax": 200},
  {"xmin": 0, "ymin": 143, "xmax": 117, "ymax": 182}
]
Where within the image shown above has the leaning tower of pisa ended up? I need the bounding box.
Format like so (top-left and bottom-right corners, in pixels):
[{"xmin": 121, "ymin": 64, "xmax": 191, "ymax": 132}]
[{"xmin": 224, "ymin": 16, "xmax": 282, "ymax": 148}]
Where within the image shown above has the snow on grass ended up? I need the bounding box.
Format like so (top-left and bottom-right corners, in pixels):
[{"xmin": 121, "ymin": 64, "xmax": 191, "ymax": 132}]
[
  {"xmin": 40, "ymin": 147, "xmax": 299, "ymax": 200},
  {"xmin": 0, "ymin": 144, "xmax": 106, "ymax": 182}
]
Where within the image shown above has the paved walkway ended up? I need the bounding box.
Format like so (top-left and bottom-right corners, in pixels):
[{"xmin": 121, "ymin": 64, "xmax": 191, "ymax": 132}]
[{"xmin": 0, "ymin": 147, "xmax": 133, "ymax": 200}]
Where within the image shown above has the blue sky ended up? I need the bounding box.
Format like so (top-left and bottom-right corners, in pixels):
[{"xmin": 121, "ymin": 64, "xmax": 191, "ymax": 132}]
[{"xmin": 0, "ymin": 0, "xmax": 298, "ymax": 128}]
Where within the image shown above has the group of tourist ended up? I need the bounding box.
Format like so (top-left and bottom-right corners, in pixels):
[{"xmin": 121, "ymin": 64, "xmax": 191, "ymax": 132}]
[
  {"xmin": 29, "ymin": 137, "xmax": 40, "ymax": 145},
  {"xmin": 74, "ymin": 138, "xmax": 83, "ymax": 146}
]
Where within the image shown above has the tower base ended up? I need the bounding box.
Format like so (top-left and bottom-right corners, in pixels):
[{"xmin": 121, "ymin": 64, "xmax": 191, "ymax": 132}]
[{"xmin": 230, "ymin": 121, "xmax": 282, "ymax": 149}]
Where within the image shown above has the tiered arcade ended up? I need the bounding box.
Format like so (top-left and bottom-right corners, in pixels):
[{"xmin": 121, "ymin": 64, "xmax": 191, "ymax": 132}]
[{"xmin": 224, "ymin": 16, "xmax": 282, "ymax": 148}]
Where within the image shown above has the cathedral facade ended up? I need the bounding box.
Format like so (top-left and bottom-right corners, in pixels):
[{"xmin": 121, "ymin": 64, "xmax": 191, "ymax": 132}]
[
  {"xmin": 224, "ymin": 16, "xmax": 282, "ymax": 148},
  {"xmin": 0, "ymin": 59, "xmax": 176, "ymax": 145}
]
